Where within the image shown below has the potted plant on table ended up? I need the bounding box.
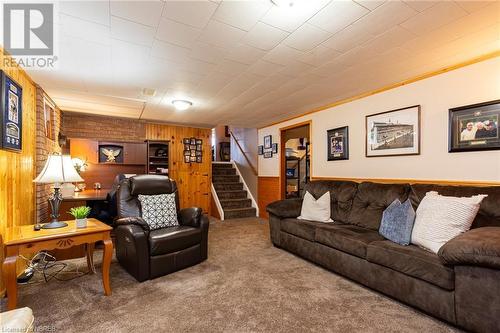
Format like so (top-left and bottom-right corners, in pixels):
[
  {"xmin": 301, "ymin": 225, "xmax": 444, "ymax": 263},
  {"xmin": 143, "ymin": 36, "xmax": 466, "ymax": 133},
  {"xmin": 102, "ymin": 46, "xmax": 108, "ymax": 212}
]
[{"xmin": 68, "ymin": 206, "xmax": 91, "ymax": 228}]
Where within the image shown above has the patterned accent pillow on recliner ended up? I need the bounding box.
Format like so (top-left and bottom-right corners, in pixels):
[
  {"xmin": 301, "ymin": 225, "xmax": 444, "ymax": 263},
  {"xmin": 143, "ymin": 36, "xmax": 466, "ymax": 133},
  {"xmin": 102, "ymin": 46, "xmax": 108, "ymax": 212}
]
[{"xmin": 138, "ymin": 193, "xmax": 178, "ymax": 230}]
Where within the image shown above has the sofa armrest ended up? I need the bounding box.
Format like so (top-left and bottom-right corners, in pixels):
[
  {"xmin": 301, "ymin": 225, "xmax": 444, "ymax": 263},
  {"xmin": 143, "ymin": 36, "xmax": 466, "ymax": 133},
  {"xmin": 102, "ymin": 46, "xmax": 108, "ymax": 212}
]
[
  {"xmin": 266, "ymin": 199, "xmax": 302, "ymax": 218},
  {"xmin": 115, "ymin": 217, "xmax": 150, "ymax": 231},
  {"xmin": 178, "ymin": 207, "xmax": 203, "ymax": 228},
  {"xmin": 438, "ymin": 227, "xmax": 500, "ymax": 270}
]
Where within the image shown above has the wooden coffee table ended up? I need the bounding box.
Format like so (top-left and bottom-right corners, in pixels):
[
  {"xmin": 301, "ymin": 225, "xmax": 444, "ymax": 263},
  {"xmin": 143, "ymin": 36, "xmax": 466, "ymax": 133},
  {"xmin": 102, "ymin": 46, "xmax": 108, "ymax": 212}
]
[{"xmin": 2, "ymin": 218, "xmax": 113, "ymax": 310}]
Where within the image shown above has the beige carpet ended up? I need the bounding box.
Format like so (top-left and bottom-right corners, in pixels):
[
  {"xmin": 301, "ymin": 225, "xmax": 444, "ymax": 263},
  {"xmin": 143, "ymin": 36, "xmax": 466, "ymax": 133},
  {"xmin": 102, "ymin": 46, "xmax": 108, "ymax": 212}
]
[{"xmin": 4, "ymin": 218, "xmax": 460, "ymax": 332}]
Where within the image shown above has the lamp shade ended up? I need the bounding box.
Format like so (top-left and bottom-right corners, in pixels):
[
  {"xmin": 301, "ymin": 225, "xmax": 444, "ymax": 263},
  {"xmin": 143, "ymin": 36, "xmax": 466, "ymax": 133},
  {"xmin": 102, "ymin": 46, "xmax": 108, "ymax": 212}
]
[{"xmin": 34, "ymin": 154, "xmax": 84, "ymax": 184}]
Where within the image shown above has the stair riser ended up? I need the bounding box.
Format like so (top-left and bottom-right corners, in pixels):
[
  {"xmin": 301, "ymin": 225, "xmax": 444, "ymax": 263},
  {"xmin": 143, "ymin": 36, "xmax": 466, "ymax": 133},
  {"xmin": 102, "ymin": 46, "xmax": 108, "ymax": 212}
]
[
  {"xmin": 224, "ymin": 208, "xmax": 257, "ymax": 219},
  {"xmin": 213, "ymin": 169, "xmax": 236, "ymax": 176},
  {"xmin": 214, "ymin": 183, "xmax": 243, "ymax": 191},
  {"xmin": 220, "ymin": 199, "xmax": 252, "ymax": 209},
  {"xmin": 213, "ymin": 164, "xmax": 233, "ymax": 169},
  {"xmin": 213, "ymin": 175, "xmax": 240, "ymax": 183},
  {"xmin": 217, "ymin": 191, "xmax": 247, "ymax": 199}
]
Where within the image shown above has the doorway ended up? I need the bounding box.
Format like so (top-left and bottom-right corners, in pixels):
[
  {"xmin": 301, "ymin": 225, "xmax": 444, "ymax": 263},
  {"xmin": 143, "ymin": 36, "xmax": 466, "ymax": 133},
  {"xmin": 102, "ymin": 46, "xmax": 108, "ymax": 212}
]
[{"xmin": 280, "ymin": 121, "xmax": 311, "ymax": 199}]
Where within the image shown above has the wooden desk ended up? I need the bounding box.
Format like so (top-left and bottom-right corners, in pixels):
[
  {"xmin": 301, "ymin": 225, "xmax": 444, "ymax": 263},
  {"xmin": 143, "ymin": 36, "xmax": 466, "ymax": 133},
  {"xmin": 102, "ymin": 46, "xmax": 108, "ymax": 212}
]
[
  {"xmin": 64, "ymin": 189, "xmax": 110, "ymax": 201},
  {"xmin": 2, "ymin": 218, "xmax": 113, "ymax": 310}
]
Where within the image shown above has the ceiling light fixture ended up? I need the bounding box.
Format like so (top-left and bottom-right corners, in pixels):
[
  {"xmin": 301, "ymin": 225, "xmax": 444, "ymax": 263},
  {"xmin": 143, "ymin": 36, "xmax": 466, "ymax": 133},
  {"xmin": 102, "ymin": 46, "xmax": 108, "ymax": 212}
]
[
  {"xmin": 172, "ymin": 99, "xmax": 193, "ymax": 111},
  {"xmin": 270, "ymin": 0, "xmax": 295, "ymax": 7}
]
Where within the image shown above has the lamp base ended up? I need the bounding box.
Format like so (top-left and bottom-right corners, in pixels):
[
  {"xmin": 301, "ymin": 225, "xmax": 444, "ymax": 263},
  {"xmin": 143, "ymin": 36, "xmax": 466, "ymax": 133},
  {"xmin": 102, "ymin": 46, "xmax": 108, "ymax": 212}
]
[{"xmin": 42, "ymin": 221, "xmax": 68, "ymax": 229}]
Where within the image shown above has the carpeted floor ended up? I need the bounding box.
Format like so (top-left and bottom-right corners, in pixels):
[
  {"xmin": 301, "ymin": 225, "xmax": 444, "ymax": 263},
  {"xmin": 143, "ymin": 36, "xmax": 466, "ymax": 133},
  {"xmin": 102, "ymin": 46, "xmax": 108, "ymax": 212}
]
[{"xmin": 4, "ymin": 218, "xmax": 461, "ymax": 332}]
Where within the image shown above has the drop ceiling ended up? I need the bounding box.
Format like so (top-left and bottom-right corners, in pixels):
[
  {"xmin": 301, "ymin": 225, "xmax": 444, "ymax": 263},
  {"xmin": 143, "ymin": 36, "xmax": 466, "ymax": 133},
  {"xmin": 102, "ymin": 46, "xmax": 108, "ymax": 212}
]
[{"xmin": 21, "ymin": 0, "xmax": 500, "ymax": 128}]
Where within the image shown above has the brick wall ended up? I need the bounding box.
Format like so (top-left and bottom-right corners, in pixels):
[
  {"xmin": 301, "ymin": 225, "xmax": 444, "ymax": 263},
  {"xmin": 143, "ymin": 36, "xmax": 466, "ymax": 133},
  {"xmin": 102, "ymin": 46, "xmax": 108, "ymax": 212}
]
[
  {"xmin": 35, "ymin": 85, "xmax": 62, "ymax": 223},
  {"xmin": 62, "ymin": 112, "xmax": 146, "ymax": 142}
]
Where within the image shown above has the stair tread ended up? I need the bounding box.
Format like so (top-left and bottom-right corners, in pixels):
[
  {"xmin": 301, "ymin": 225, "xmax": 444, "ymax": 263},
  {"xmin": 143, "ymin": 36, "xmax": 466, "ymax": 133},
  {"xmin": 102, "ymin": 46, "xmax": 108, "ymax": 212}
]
[
  {"xmin": 223, "ymin": 207, "xmax": 256, "ymax": 212},
  {"xmin": 220, "ymin": 198, "xmax": 250, "ymax": 202}
]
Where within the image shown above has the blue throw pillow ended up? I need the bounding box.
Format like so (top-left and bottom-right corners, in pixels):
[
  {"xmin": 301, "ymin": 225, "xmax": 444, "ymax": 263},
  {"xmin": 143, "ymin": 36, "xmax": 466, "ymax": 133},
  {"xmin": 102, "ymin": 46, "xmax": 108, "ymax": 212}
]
[{"xmin": 379, "ymin": 199, "xmax": 416, "ymax": 246}]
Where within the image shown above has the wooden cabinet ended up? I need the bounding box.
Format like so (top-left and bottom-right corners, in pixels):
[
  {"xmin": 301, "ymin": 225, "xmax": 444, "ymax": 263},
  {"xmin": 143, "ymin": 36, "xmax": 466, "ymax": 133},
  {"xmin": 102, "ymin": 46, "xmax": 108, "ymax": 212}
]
[
  {"xmin": 146, "ymin": 140, "xmax": 169, "ymax": 175},
  {"xmin": 70, "ymin": 139, "xmax": 98, "ymax": 163}
]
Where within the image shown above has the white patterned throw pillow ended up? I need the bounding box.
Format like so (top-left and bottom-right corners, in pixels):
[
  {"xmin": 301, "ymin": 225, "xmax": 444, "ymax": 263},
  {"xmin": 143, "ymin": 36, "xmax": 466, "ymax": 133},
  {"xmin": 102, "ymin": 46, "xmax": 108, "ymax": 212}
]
[
  {"xmin": 411, "ymin": 191, "xmax": 487, "ymax": 253},
  {"xmin": 138, "ymin": 193, "xmax": 178, "ymax": 230},
  {"xmin": 298, "ymin": 191, "xmax": 333, "ymax": 223}
]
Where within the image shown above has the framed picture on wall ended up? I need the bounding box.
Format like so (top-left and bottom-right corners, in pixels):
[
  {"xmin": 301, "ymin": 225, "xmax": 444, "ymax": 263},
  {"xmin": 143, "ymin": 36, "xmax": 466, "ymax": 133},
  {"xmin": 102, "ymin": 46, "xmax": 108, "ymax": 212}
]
[
  {"xmin": 263, "ymin": 151, "xmax": 273, "ymax": 158},
  {"xmin": 365, "ymin": 105, "xmax": 420, "ymax": 157},
  {"xmin": 258, "ymin": 145, "xmax": 263, "ymax": 155},
  {"xmin": 43, "ymin": 97, "xmax": 55, "ymax": 140},
  {"xmin": 272, "ymin": 143, "xmax": 278, "ymax": 154},
  {"xmin": 0, "ymin": 71, "xmax": 23, "ymax": 152},
  {"xmin": 264, "ymin": 135, "xmax": 272, "ymax": 149},
  {"xmin": 449, "ymin": 100, "xmax": 500, "ymax": 152},
  {"xmin": 327, "ymin": 126, "xmax": 349, "ymax": 161}
]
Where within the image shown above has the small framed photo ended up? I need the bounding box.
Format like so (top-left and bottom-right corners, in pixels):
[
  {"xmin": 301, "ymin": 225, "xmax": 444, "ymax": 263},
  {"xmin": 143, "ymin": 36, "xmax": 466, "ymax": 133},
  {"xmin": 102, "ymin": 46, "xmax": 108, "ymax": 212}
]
[
  {"xmin": 190, "ymin": 156, "xmax": 196, "ymax": 162},
  {"xmin": 190, "ymin": 150, "xmax": 196, "ymax": 157},
  {"xmin": 258, "ymin": 145, "xmax": 264, "ymax": 155},
  {"xmin": 449, "ymin": 100, "xmax": 500, "ymax": 152},
  {"xmin": 184, "ymin": 144, "xmax": 190, "ymax": 151},
  {"xmin": 190, "ymin": 137, "xmax": 196, "ymax": 145},
  {"xmin": 195, "ymin": 139, "xmax": 202, "ymax": 145},
  {"xmin": 196, "ymin": 144, "xmax": 202, "ymax": 151},
  {"xmin": 183, "ymin": 150, "xmax": 190, "ymax": 156},
  {"xmin": 327, "ymin": 126, "xmax": 349, "ymax": 161},
  {"xmin": 183, "ymin": 138, "xmax": 190, "ymax": 144},
  {"xmin": 263, "ymin": 151, "xmax": 273, "ymax": 159},
  {"xmin": 195, "ymin": 150, "xmax": 202, "ymax": 156},
  {"xmin": 190, "ymin": 144, "xmax": 196, "ymax": 151},
  {"xmin": 184, "ymin": 155, "xmax": 190, "ymax": 163},
  {"xmin": 264, "ymin": 135, "xmax": 272, "ymax": 149},
  {"xmin": 196, "ymin": 156, "xmax": 202, "ymax": 163},
  {"xmin": 366, "ymin": 105, "xmax": 420, "ymax": 157},
  {"xmin": 272, "ymin": 143, "xmax": 278, "ymax": 154}
]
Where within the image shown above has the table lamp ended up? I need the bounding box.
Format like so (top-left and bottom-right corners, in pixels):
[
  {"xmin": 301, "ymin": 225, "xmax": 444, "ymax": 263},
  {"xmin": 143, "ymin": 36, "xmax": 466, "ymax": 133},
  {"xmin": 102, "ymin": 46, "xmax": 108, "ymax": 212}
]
[{"xmin": 33, "ymin": 153, "xmax": 84, "ymax": 229}]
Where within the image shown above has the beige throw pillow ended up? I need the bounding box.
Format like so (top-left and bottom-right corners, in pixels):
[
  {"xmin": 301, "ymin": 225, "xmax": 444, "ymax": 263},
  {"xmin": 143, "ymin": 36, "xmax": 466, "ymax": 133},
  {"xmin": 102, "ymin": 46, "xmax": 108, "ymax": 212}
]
[{"xmin": 298, "ymin": 191, "xmax": 333, "ymax": 223}]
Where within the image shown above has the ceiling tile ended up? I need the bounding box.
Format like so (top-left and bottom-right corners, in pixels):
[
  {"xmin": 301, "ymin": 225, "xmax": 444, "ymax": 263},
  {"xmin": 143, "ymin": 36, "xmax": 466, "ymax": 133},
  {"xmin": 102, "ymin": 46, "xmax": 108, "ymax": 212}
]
[
  {"xmin": 213, "ymin": 0, "xmax": 270, "ymax": 31},
  {"xmin": 189, "ymin": 42, "xmax": 227, "ymax": 64},
  {"xmin": 150, "ymin": 39, "xmax": 191, "ymax": 63},
  {"xmin": 298, "ymin": 45, "xmax": 341, "ymax": 66},
  {"xmin": 225, "ymin": 44, "xmax": 267, "ymax": 65},
  {"xmin": 214, "ymin": 59, "xmax": 249, "ymax": 75},
  {"xmin": 110, "ymin": 16, "xmax": 156, "ymax": 47},
  {"xmin": 163, "ymin": 0, "xmax": 219, "ymax": 29},
  {"xmin": 402, "ymin": 1, "xmax": 437, "ymax": 12},
  {"xmin": 361, "ymin": 26, "xmax": 416, "ymax": 55},
  {"xmin": 283, "ymin": 23, "xmax": 332, "ymax": 51},
  {"xmin": 456, "ymin": 1, "xmax": 492, "ymax": 14},
  {"xmin": 260, "ymin": 0, "xmax": 330, "ymax": 32},
  {"xmin": 352, "ymin": 1, "xmax": 417, "ymax": 36},
  {"xmin": 110, "ymin": 0, "xmax": 164, "ymax": 27},
  {"xmin": 60, "ymin": 14, "xmax": 111, "ymax": 46},
  {"xmin": 246, "ymin": 59, "xmax": 286, "ymax": 76},
  {"xmin": 156, "ymin": 18, "xmax": 202, "ymax": 48},
  {"xmin": 262, "ymin": 44, "xmax": 304, "ymax": 66},
  {"xmin": 59, "ymin": 1, "xmax": 110, "ymax": 26},
  {"xmin": 309, "ymin": 1, "xmax": 370, "ymax": 34},
  {"xmin": 198, "ymin": 20, "xmax": 246, "ymax": 48},
  {"xmin": 322, "ymin": 23, "xmax": 374, "ymax": 53},
  {"xmin": 400, "ymin": 2, "xmax": 468, "ymax": 36},
  {"xmin": 243, "ymin": 22, "xmax": 289, "ymax": 51},
  {"xmin": 354, "ymin": 1, "xmax": 385, "ymax": 11}
]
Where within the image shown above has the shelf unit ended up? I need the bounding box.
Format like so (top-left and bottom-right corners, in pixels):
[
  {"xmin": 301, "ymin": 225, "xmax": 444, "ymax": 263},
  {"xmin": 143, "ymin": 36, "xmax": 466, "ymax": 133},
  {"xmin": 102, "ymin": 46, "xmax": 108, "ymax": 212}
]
[
  {"xmin": 146, "ymin": 140, "xmax": 169, "ymax": 175},
  {"xmin": 285, "ymin": 143, "xmax": 310, "ymax": 199}
]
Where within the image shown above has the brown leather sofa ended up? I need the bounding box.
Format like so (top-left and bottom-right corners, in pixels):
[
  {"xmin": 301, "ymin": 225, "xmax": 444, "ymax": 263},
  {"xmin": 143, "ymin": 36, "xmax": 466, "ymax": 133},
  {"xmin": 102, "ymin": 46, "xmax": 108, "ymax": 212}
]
[
  {"xmin": 267, "ymin": 180, "xmax": 500, "ymax": 333},
  {"xmin": 115, "ymin": 175, "xmax": 209, "ymax": 282}
]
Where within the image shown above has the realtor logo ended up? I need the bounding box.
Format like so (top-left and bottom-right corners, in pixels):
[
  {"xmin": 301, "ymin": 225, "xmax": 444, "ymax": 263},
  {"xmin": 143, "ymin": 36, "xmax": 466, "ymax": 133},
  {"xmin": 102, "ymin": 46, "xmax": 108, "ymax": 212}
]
[{"xmin": 3, "ymin": 3, "xmax": 54, "ymax": 56}]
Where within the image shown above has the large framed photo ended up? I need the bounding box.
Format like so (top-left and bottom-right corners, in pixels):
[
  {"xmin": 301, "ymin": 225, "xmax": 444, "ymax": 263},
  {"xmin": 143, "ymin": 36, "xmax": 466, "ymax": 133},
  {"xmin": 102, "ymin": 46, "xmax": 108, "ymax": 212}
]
[
  {"xmin": 366, "ymin": 105, "xmax": 420, "ymax": 157},
  {"xmin": 263, "ymin": 135, "xmax": 272, "ymax": 149},
  {"xmin": 449, "ymin": 100, "xmax": 500, "ymax": 153},
  {"xmin": 327, "ymin": 126, "xmax": 349, "ymax": 161},
  {"xmin": 0, "ymin": 71, "xmax": 23, "ymax": 152}
]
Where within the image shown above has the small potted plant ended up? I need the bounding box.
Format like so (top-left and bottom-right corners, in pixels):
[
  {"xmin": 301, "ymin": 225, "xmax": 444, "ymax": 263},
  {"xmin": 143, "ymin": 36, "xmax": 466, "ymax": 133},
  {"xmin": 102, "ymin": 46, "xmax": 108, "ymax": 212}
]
[{"xmin": 68, "ymin": 206, "xmax": 91, "ymax": 228}]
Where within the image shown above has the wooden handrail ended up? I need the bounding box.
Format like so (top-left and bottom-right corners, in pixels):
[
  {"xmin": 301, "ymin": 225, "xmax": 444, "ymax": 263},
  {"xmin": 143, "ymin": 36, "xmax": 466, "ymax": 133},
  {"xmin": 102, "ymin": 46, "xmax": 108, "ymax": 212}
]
[{"xmin": 229, "ymin": 131, "xmax": 258, "ymax": 176}]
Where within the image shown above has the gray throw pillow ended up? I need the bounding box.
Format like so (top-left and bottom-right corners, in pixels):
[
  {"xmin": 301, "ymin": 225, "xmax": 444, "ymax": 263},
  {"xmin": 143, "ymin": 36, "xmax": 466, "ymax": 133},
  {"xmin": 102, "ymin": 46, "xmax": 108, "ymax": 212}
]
[
  {"xmin": 379, "ymin": 199, "xmax": 415, "ymax": 246},
  {"xmin": 138, "ymin": 193, "xmax": 178, "ymax": 230}
]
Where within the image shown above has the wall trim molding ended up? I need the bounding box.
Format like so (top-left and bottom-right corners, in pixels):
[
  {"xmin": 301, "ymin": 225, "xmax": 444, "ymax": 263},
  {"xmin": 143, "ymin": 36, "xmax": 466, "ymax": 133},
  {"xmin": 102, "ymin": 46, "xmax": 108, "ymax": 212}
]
[
  {"xmin": 311, "ymin": 176, "xmax": 500, "ymax": 187},
  {"xmin": 259, "ymin": 51, "xmax": 500, "ymax": 129}
]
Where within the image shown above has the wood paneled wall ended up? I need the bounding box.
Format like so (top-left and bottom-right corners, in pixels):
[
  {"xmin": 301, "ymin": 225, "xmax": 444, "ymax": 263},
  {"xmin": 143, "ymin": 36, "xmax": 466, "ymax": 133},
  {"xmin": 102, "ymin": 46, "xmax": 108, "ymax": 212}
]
[
  {"xmin": 258, "ymin": 177, "xmax": 280, "ymax": 219},
  {"xmin": 146, "ymin": 124, "xmax": 212, "ymax": 213},
  {"xmin": 0, "ymin": 51, "xmax": 37, "ymax": 292}
]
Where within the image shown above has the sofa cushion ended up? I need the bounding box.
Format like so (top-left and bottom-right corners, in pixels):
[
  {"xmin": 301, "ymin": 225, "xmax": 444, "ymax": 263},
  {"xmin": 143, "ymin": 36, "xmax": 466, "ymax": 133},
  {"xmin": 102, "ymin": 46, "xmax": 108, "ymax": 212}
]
[
  {"xmin": 303, "ymin": 180, "xmax": 358, "ymax": 223},
  {"xmin": 149, "ymin": 226, "xmax": 201, "ymax": 256},
  {"xmin": 409, "ymin": 184, "xmax": 500, "ymax": 228},
  {"xmin": 347, "ymin": 182, "xmax": 410, "ymax": 231},
  {"xmin": 315, "ymin": 224, "xmax": 384, "ymax": 259},
  {"xmin": 281, "ymin": 218, "xmax": 329, "ymax": 241},
  {"xmin": 366, "ymin": 240, "xmax": 455, "ymax": 290}
]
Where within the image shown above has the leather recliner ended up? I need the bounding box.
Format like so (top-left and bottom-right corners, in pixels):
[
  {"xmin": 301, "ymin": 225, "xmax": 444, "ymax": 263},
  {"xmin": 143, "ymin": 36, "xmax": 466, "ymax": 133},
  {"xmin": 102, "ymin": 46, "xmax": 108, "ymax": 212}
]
[{"xmin": 115, "ymin": 175, "xmax": 209, "ymax": 282}]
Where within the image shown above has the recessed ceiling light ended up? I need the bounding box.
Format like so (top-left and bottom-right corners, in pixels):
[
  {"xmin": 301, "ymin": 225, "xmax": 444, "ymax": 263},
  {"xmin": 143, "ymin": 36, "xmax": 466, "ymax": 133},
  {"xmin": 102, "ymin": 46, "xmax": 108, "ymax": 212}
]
[
  {"xmin": 172, "ymin": 99, "xmax": 192, "ymax": 111},
  {"xmin": 142, "ymin": 88, "xmax": 156, "ymax": 97},
  {"xmin": 270, "ymin": 0, "xmax": 295, "ymax": 7}
]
